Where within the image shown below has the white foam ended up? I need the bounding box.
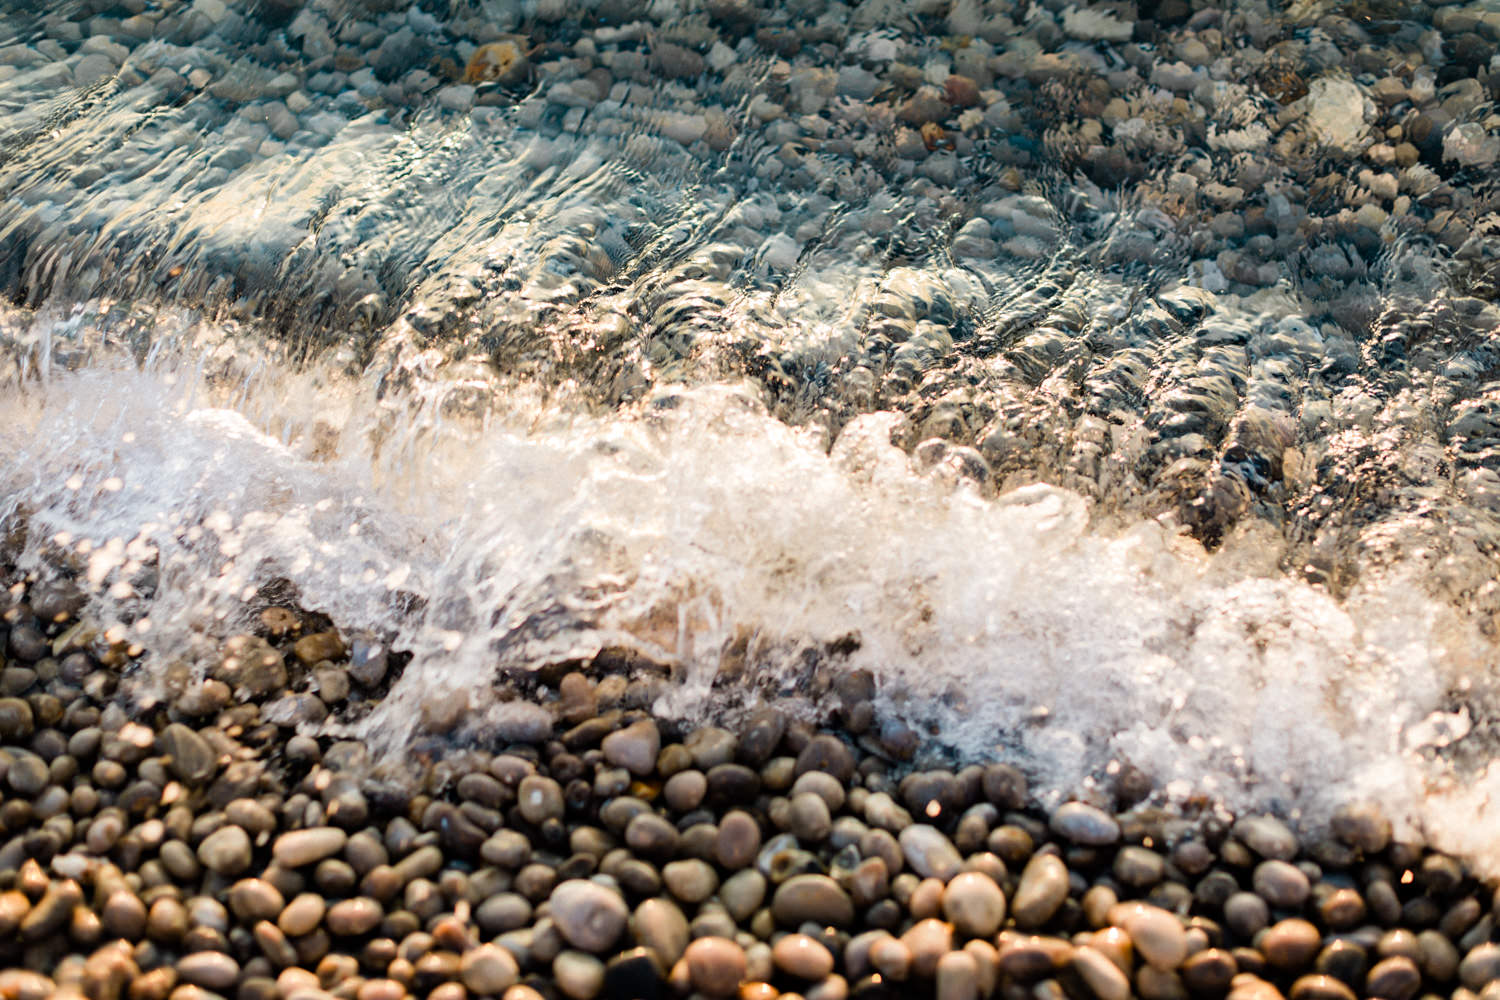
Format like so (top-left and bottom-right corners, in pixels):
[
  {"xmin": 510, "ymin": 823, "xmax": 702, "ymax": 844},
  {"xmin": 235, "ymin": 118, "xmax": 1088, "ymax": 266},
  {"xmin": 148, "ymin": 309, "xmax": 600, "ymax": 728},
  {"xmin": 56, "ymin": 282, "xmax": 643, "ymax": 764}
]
[{"xmin": 1, "ymin": 305, "xmax": 1497, "ymax": 874}]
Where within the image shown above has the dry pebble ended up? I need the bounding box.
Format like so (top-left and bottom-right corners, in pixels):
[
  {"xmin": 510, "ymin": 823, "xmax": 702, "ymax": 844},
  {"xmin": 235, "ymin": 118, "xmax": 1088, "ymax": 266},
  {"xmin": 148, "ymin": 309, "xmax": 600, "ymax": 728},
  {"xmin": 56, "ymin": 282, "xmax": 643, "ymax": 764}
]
[{"xmin": 0, "ymin": 586, "xmax": 1497, "ymax": 1000}]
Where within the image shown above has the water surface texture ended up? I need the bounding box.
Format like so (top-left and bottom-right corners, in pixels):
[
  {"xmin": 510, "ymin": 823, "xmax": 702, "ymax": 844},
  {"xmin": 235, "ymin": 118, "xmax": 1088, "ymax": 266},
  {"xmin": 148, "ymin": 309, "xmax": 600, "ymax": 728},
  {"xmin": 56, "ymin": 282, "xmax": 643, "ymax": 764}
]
[{"xmin": 3, "ymin": 0, "xmax": 1500, "ymax": 868}]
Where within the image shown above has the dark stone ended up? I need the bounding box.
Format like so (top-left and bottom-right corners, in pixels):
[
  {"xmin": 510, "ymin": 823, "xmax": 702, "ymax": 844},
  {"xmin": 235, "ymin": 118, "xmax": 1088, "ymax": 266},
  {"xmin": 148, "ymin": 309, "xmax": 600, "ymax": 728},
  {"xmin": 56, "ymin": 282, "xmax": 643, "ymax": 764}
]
[
  {"xmin": 705, "ymin": 763, "xmax": 761, "ymax": 805},
  {"xmin": 737, "ymin": 707, "xmax": 786, "ymax": 764},
  {"xmin": 605, "ymin": 947, "xmax": 663, "ymax": 1000},
  {"xmin": 795, "ymin": 734, "xmax": 855, "ymax": 783}
]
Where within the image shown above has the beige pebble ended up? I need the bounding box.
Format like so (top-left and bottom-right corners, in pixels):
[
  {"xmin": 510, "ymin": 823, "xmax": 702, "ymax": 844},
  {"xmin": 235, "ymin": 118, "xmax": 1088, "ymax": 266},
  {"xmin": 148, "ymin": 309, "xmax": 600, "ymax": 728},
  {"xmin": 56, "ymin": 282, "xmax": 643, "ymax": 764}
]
[{"xmin": 773, "ymin": 934, "xmax": 835, "ymax": 981}]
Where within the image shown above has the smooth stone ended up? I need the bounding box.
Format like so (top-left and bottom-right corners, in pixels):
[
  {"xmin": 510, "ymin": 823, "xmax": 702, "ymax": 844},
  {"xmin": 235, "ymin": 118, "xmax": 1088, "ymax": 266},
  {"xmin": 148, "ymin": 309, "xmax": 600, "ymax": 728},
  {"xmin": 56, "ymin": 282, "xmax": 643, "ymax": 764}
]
[
  {"xmin": 902, "ymin": 918, "xmax": 954, "ymax": 978},
  {"xmin": 278, "ymin": 894, "xmax": 326, "ymax": 937},
  {"xmin": 1071, "ymin": 946, "xmax": 1130, "ymax": 1000},
  {"xmin": 555, "ymin": 950, "xmax": 607, "ymax": 1000},
  {"xmin": 1460, "ymin": 943, "xmax": 1500, "ymax": 990},
  {"xmin": 197, "ymin": 825, "xmax": 252, "ymax": 876},
  {"xmin": 1012, "ymin": 853, "xmax": 1070, "ymax": 929},
  {"xmin": 772, "ymin": 875, "xmax": 855, "ymax": 927},
  {"xmin": 684, "ymin": 936, "xmax": 746, "ymax": 996},
  {"xmin": 1253, "ymin": 860, "xmax": 1310, "ymax": 909},
  {"xmin": 273, "ymin": 827, "xmax": 348, "ymax": 868},
  {"xmin": 1288, "ymin": 975, "xmax": 1356, "ymax": 1000},
  {"xmin": 325, "ymin": 897, "xmax": 382, "ymax": 936},
  {"xmin": 1329, "ymin": 802, "xmax": 1391, "ymax": 853},
  {"xmin": 1365, "ymin": 955, "xmax": 1421, "ymax": 1000},
  {"xmin": 942, "ymin": 871, "xmax": 1007, "ymax": 938},
  {"xmin": 518, "ymin": 775, "xmax": 566, "ymax": 824},
  {"xmin": 551, "ymin": 879, "xmax": 629, "ymax": 953},
  {"xmin": 1262, "ymin": 919, "xmax": 1321, "ymax": 971},
  {"xmin": 774, "ymin": 934, "xmax": 835, "ymax": 980},
  {"xmin": 869, "ymin": 937, "xmax": 914, "ymax": 981},
  {"xmin": 899, "ymin": 825, "xmax": 963, "ymax": 882},
  {"xmin": 795, "ymin": 735, "xmax": 856, "ymax": 783},
  {"xmin": 1236, "ymin": 817, "xmax": 1298, "ymax": 861},
  {"xmin": 1122, "ymin": 904, "xmax": 1188, "ymax": 971},
  {"xmin": 602, "ymin": 720, "xmax": 661, "ymax": 776},
  {"xmin": 1113, "ymin": 846, "xmax": 1166, "ymax": 887},
  {"xmin": 720, "ymin": 869, "xmax": 767, "ymax": 923},
  {"xmin": 157, "ymin": 724, "xmax": 216, "ymax": 783},
  {"xmin": 936, "ymin": 949, "xmax": 980, "ymax": 1000},
  {"xmin": 662, "ymin": 859, "xmax": 718, "ymax": 904},
  {"xmin": 176, "ymin": 951, "xmax": 239, "ymax": 990},
  {"xmin": 463, "ymin": 943, "xmax": 520, "ymax": 995},
  {"xmin": 634, "ymin": 897, "xmax": 690, "ymax": 966},
  {"xmin": 1050, "ymin": 803, "xmax": 1119, "ymax": 845},
  {"xmin": 717, "ymin": 810, "xmax": 761, "ymax": 869},
  {"xmin": 1181, "ymin": 950, "xmax": 1238, "ymax": 994},
  {"xmin": 606, "ymin": 949, "xmax": 664, "ymax": 1000}
]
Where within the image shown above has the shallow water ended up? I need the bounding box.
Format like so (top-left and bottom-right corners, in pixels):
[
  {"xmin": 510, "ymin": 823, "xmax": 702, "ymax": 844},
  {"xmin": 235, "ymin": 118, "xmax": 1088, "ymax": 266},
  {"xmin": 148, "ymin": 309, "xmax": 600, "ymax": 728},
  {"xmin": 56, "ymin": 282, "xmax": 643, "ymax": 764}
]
[{"xmin": 2, "ymin": 0, "xmax": 1500, "ymax": 869}]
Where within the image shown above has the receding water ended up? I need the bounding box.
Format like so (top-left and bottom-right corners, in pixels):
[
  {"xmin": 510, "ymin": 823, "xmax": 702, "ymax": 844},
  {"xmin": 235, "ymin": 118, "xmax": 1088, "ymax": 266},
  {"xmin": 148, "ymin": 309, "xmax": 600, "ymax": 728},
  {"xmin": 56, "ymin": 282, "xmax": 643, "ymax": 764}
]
[{"xmin": 2, "ymin": 0, "xmax": 1500, "ymax": 870}]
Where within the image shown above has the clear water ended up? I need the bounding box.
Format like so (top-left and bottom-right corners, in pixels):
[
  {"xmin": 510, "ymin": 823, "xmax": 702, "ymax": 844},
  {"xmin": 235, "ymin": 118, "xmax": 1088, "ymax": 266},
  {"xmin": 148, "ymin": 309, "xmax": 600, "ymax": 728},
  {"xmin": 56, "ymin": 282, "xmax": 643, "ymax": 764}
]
[{"xmin": 2, "ymin": 0, "xmax": 1499, "ymax": 869}]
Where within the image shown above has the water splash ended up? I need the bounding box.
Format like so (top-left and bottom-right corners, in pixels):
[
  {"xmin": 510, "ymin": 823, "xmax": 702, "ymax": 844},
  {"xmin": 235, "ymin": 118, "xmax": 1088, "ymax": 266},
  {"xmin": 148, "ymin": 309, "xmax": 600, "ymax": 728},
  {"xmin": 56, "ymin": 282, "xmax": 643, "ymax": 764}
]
[{"xmin": 2, "ymin": 302, "xmax": 1497, "ymax": 872}]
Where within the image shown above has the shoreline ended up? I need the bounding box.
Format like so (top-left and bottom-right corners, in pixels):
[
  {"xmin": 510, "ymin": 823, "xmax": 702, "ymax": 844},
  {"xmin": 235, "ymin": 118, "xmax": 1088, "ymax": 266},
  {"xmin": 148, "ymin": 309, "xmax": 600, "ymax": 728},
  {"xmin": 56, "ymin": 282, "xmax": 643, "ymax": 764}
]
[{"xmin": 2, "ymin": 574, "xmax": 1498, "ymax": 1000}]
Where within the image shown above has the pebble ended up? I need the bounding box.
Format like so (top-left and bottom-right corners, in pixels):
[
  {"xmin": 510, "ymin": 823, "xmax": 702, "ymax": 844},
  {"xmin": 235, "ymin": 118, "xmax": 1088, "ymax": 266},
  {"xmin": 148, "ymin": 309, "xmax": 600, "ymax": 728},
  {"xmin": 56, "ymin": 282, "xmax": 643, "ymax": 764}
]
[
  {"xmin": 662, "ymin": 858, "xmax": 718, "ymax": 903},
  {"xmin": 550, "ymin": 879, "xmax": 629, "ymax": 953},
  {"xmin": 685, "ymin": 936, "xmax": 747, "ymax": 996},
  {"xmin": 1236, "ymin": 817, "xmax": 1299, "ymax": 861},
  {"xmin": 1071, "ymin": 945, "xmax": 1130, "ymax": 1000},
  {"xmin": 197, "ymin": 825, "xmax": 252, "ymax": 875},
  {"xmin": 1461, "ymin": 943, "xmax": 1500, "ymax": 991},
  {"xmin": 1253, "ymin": 860, "xmax": 1310, "ymax": 908},
  {"xmin": 555, "ymin": 950, "xmax": 607, "ymax": 1000},
  {"xmin": 942, "ymin": 871, "xmax": 1007, "ymax": 938},
  {"xmin": 463, "ymin": 944, "xmax": 520, "ymax": 995},
  {"xmin": 1366, "ymin": 955, "xmax": 1421, "ymax": 1000},
  {"xmin": 774, "ymin": 934, "xmax": 835, "ymax": 980},
  {"xmin": 1122, "ymin": 904, "xmax": 1188, "ymax": 971},
  {"xmin": 1012, "ymin": 853, "xmax": 1070, "ymax": 929},
  {"xmin": 633, "ymin": 897, "xmax": 690, "ymax": 965},
  {"xmin": 176, "ymin": 951, "xmax": 239, "ymax": 990},
  {"xmin": 900, "ymin": 824, "xmax": 963, "ymax": 881},
  {"xmin": 936, "ymin": 949, "xmax": 980, "ymax": 1000},
  {"xmin": 773, "ymin": 875, "xmax": 855, "ymax": 926},
  {"xmin": 1049, "ymin": 802, "xmax": 1120, "ymax": 845},
  {"xmin": 325, "ymin": 897, "xmax": 382, "ymax": 936},
  {"xmin": 1262, "ymin": 918, "xmax": 1322, "ymax": 971},
  {"xmin": 273, "ymin": 827, "xmax": 348, "ymax": 868},
  {"xmin": 602, "ymin": 720, "xmax": 660, "ymax": 775}
]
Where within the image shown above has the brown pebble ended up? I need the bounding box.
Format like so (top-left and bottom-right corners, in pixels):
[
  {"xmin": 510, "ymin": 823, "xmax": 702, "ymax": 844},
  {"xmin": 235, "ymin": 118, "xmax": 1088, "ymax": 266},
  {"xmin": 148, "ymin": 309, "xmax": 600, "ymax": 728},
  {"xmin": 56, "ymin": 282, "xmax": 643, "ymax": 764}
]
[
  {"xmin": 685, "ymin": 936, "xmax": 747, "ymax": 996},
  {"xmin": 773, "ymin": 934, "xmax": 835, "ymax": 980}
]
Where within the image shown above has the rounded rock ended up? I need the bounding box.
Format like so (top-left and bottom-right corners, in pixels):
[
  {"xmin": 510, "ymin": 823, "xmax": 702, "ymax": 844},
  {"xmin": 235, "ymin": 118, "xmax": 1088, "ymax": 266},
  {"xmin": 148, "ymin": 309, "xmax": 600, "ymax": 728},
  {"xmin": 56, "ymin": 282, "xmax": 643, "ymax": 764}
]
[
  {"xmin": 1262, "ymin": 919, "xmax": 1321, "ymax": 971},
  {"xmin": 197, "ymin": 825, "xmax": 252, "ymax": 876},
  {"xmin": 1460, "ymin": 943, "xmax": 1500, "ymax": 991},
  {"xmin": 1253, "ymin": 860, "xmax": 1310, "ymax": 909},
  {"xmin": 942, "ymin": 872, "xmax": 1007, "ymax": 938},
  {"xmin": 899, "ymin": 825, "xmax": 963, "ymax": 882},
  {"xmin": 551, "ymin": 879, "xmax": 629, "ymax": 953},
  {"xmin": 1071, "ymin": 946, "xmax": 1129, "ymax": 1000},
  {"xmin": 273, "ymin": 827, "xmax": 348, "ymax": 868},
  {"xmin": 326, "ymin": 897, "xmax": 383, "ymax": 936},
  {"xmin": 176, "ymin": 951, "xmax": 239, "ymax": 991},
  {"xmin": 1122, "ymin": 904, "xmax": 1188, "ymax": 971},
  {"xmin": 773, "ymin": 874, "xmax": 855, "ymax": 927},
  {"xmin": 1012, "ymin": 853, "xmax": 1070, "ymax": 929},
  {"xmin": 1366, "ymin": 955, "xmax": 1421, "ymax": 1000},
  {"xmin": 685, "ymin": 936, "xmax": 747, "ymax": 996},
  {"xmin": 602, "ymin": 720, "xmax": 661, "ymax": 776},
  {"xmin": 1049, "ymin": 802, "xmax": 1119, "ymax": 845},
  {"xmin": 463, "ymin": 943, "xmax": 520, "ymax": 995},
  {"xmin": 774, "ymin": 934, "xmax": 835, "ymax": 980}
]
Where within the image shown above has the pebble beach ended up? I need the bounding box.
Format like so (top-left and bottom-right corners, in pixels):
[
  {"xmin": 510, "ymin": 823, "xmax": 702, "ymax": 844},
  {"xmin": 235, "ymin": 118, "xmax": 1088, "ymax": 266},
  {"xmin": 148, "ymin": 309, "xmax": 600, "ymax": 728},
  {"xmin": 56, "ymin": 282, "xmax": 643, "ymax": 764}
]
[
  {"xmin": 2, "ymin": 583, "xmax": 1500, "ymax": 1000},
  {"xmin": 2, "ymin": 0, "xmax": 1500, "ymax": 997}
]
